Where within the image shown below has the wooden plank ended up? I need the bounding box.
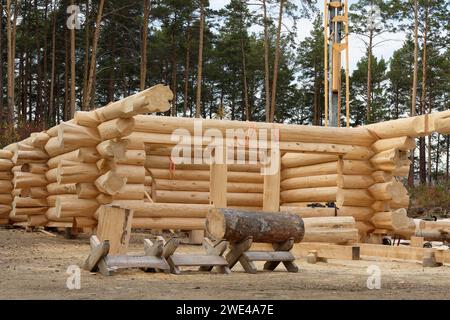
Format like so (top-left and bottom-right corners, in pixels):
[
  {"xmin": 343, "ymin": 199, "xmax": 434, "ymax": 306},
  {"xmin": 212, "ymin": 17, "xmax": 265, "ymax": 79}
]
[
  {"xmin": 96, "ymin": 205, "xmax": 133, "ymax": 255},
  {"xmin": 104, "ymin": 255, "xmax": 169, "ymax": 270},
  {"xmin": 171, "ymin": 254, "xmax": 228, "ymax": 267},
  {"xmin": 243, "ymin": 251, "xmax": 294, "ymax": 262},
  {"xmin": 359, "ymin": 243, "xmax": 450, "ymax": 264},
  {"xmin": 251, "ymin": 242, "xmax": 360, "ymax": 260}
]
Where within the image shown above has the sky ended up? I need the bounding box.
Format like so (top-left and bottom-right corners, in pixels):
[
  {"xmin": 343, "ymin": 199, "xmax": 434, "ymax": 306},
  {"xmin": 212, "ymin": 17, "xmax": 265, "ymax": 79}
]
[{"xmin": 209, "ymin": 0, "xmax": 406, "ymax": 72}]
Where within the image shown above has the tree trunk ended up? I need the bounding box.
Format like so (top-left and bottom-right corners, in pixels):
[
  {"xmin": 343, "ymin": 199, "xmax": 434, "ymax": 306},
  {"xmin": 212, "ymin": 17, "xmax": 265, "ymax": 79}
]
[
  {"xmin": 195, "ymin": 0, "xmax": 205, "ymax": 118},
  {"xmin": 6, "ymin": 0, "xmax": 17, "ymax": 126},
  {"xmin": 183, "ymin": 22, "xmax": 191, "ymax": 117},
  {"xmin": 48, "ymin": 5, "xmax": 56, "ymax": 128},
  {"xmin": 34, "ymin": 0, "xmax": 43, "ymax": 127},
  {"xmin": 64, "ymin": 27, "xmax": 70, "ymax": 121},
  {"xmin": 70, "ymin": 0, "xmax": 76, "ymax": 118},
  {"xmin": 170, "ymin": 17, "xmax": 178, "ymax": 117},
  {"xmin": 366, "ymin": 29, "xmax": 373, "ymax": 123},
  {"xmin": 140, "ymin": 0, "xmax": 151, "ymax": 91},
  {"xmin": 446, "ymin": 135, "xmax": 449, "ymax": 183},
  {"xmin": 206, "ymin": 208, "xmax": 305, "ymax": 243},
  {"xmin": 419, "ymin": 1, "xmax": 428, "ymax": 186},
  {"xmin": 269, "ymin": 0, "xmax": 284, "ymax": 123},
  {"xmin": 82, "ymin": 0, "xmax": 90, "ymax": 110},
  {"xmin": 411, "ymin": 0, "xmax": 419, "ymax": 117},
  {"xmin": 241, "ymin": 38, "xmax": 250, "ymax": 121},
  {"xmin": 262, "ymin": 0, "xmax": 271, "ymax": 122},
  {"xmin": 0, "ymin": 1, "xmax": 3, "ymax": 127},
  {"xmin": 83, "ymin": 0, "xmax": 105, "ymax": 110}
]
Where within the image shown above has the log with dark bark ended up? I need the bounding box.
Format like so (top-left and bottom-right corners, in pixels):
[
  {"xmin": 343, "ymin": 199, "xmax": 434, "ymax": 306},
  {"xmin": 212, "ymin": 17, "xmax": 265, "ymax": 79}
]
[{"xmin": 206, "ymin": 208, "xmax": 304, "ymax": 243}]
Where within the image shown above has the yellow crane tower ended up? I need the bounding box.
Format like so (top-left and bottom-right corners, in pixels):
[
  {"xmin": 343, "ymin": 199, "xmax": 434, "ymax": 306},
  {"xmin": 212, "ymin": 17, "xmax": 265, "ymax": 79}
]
[{"xmin": 324, "ymin": 0, "xmax": 350, "ymax": 128}]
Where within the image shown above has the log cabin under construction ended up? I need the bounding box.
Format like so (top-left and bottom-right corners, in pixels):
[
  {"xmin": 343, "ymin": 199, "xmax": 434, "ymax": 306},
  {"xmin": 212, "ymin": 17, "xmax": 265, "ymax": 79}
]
[{"xmin": 0, "ymin": 84, "xmax": 449, "ymax": 246}]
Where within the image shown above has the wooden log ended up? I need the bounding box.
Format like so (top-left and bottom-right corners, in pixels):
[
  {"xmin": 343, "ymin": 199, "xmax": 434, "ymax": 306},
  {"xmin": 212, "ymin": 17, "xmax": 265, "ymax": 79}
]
[
  {"xmin": 337, "ymin": 175, "xmax": 374, "ymax": 189},
  {"xmin": 96, "ymin": 205, "xmax": 133, "ymax": 255},
  {"xmin": 133, "ymin": 114, "xmax": 375, "ymax": 146},
  {"xmin": 303, "ymin": 227, "xmax": 358, "ymax": 244},
  {"xmin": 155, "ymin": 179, "xmax": 263, "ymax": 193},
  {"xmin": 21, "ymin": 163, "xmax": 48, "ymax": 174},
  {"xmin": 368, "ymin": 182, "xmax": 394, "ymax": 201},
  {"xmin": 365, "ymin": 114, "xmax": 431, "ymax": 139},
  {"xmin": 0, "ymin": 194, "xmax": 13, "ymax": 205},
  {"xmin": 45, "ymin": 168, "xmax": 57, "ymax": 182},
  {"xmin": 281, "ymin": 174, "xmax": 337, "ymax": 190},
  {"xmin": 13, "ymin": 172, "xmax": 47, "ymax": 188},
  {"xmin": 415, "ymin": 220, "xmax": 450, "ymax": 241},
  {"xmin": 280, "ymin": 187, "xmax": 337, "ymax": 203},
  {"xmin": 303, "ymin": 216, "xmax": 356, "ymax": 229},
  {"xmin": 281, "ymin": 161, "xmax": 337, "ymax": 180},
  {"xmin": 57, "ymin": 122, "xmax": 101, "ymax": 149},
  {"xmin": 55, "ymin": 196, "xmax": 99, "ymax": 218},
  {"xmin": 46, "ymin": 182, "xmax": 77, "ymax": 195},
  {"xmin": 13, "ymin": 196, "xmax": 48, "ymax": 208},
  {"xmin": 369, "ymin": 181, "xmax": 407, "ymax": 201},
  {"xmin": 132, "ymin": 217, "xmax": 205, "ymax": 230},
  {"xmin": 113, "ymin": 184, "xmax": 145, "ymax": 200},
  {"xmin": 117, "ymin": 150, "xmax": 146, "ymax": 166},
  {"xmin": 28, "ymin": 187, "xmax": 49, "ymax": 198},
  {"xmin": 74, "ymin": 217, "xmax": 97, "ymax": 228},
  {"xmin": 336, "ymin": 189, "xmax": 374, "ymax": 207},
  {"xmin": 206, "ymin": 208, "xmax": 305, "ymax": 243},
  {"xmin": 145, "ymin": 154, "xmax": 261, "ymax": 172},
  {"xmin": 97, "ymin": 193, "xmax": 113, "ymax": 205},
  {"xmin": 44, "ymin": 137, "xmax": 69, "ymax": 156},
  {"xmin": 370, "ymin": 149, "xmax": 400, "ymax": 171},
  {"xmin": 281, "ymin": 153, "xmax": 337, "ymax": 168},
  {"xmin": 0, "ymin": 180, "xmax": 13, "ymax": 193},
  {"xmin": 392, "ymin": 164, "xmax": 411, "ymax": 177},
  {"xmin": 30, "ymin": 132, "xmax": 51, "ymax": 148},
  {"xmin": 279, "ymin": 206, "xmax": 336, "ymax": 218},
  {"xmin": 95, "ymin": 170, "xmax": 127, "ymax": 195},
  {"xmin": 0, "ymin": 205, "xmax": 12, "ymax": 215},
  {"xmin": 97, "ymin": 117, "xmax": 135, "ymax": 140},
  {"xmin": 340, "ymin": 160, "xmax": 374, "ymax": 175},
  {"xmin": 0, "ymin": 171, "xmax": 13, "ymax": 180},
  {"xmin": 149, "ymin": 168, "xmax": 263, "ymax": 183},
  {"xmin": 371, "ymin": 201, "xmax": 390, "ymax": 212},
  {"xmin": 96, "ymin": 139, "xmax": 128, "ymax": 160},
  {"xmin": 73, "ymin": 110, "xmax": 101, "ymax": 127},
  {"xmin": 434, "ymin": 117, "xmax": 450, "ymax": 134},
  {"xmin": 28, "ymin": 214, "xmax": 48, "ymax": 226},
  {"xmin": 0, "ymin": 159, "xmax": 14, "ymax": 171},
  {"xmin": 372, "ymin": 171, "xmax": 393, "ymax": 183},
  {"xmin": 371, "ymin": 208, "xmax": 415, "ymax": 238},
  {"xmin": 47, "ymin": 147, "xmax": 100, "ymax": 168},
  {"xmin": 372, "ymin": 136, "xmax": 416, "ymax": 153},
  {"xmin": 57, "ymin": 160, "xmax": 100, "ymax": 184},
  {"xmin": 11, "ymin": 149, "xmax": 48, "ymax": 165},
  {"xmin": 76, "ymin": 183, "xmax": 100, "ymax": 198},
  {"xmin": 12, "ymin": 207, "xmax": 48, "ymax": 216},
  {"xmin": 155, "ymin": 190, "xmax": 263, "ymax": 207},
  {"xmin": 115, "ymin": 165, "xmax": 146, "ymax": 184},
  {"xmin": 390, "ymin": 193, "xmax": 409, "ymax": 210},
  {"xmin": 0, "ymin": 150, "xmax": 14, "ymax": 159},
  {"xmin": 338, "ymin": 206, "xmax": 374, "ymax": 221},
  {"xmin": 95, "ymin": 84, "xmax": 173, "ymax": 121}
]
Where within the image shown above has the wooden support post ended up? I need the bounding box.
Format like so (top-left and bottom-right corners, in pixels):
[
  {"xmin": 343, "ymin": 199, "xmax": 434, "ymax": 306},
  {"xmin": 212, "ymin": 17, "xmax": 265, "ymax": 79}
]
[
  {"xmin": 96, "ymin": 205, "xmax": 133, "ymax": 255},
  {"xmin": 210, "ymin": 160, "xmax": 227, "ymax": 208},
  {"xmin": 263, "ymin": 148, "xmax": 280, "ymax": 212}
]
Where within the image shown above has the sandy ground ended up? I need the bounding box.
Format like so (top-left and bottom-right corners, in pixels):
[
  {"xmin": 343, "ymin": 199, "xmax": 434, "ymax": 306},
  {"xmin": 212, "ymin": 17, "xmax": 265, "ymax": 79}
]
[{"xmin": 1, "ymin": 227, "xmax": 450, "ymax": 300}]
